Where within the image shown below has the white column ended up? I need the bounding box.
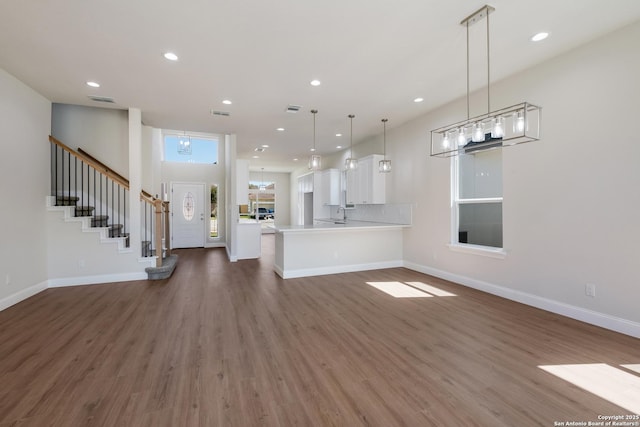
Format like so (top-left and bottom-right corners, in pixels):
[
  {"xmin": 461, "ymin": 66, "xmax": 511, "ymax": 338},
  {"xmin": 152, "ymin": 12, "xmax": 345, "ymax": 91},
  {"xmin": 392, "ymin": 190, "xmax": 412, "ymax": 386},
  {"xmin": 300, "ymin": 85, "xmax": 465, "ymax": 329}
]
[{"xmin": 128, "ymin": 108, "xmax": 142, "ymax": 258}]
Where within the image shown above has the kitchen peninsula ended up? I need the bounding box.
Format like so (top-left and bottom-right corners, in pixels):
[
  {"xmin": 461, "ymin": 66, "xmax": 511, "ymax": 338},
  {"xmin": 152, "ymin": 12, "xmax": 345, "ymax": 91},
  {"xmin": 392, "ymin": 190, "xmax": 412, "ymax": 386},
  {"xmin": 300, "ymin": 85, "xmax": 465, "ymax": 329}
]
[{"xmin": 274, "ymin": 220, "xmax": 410, "ymax": 279}]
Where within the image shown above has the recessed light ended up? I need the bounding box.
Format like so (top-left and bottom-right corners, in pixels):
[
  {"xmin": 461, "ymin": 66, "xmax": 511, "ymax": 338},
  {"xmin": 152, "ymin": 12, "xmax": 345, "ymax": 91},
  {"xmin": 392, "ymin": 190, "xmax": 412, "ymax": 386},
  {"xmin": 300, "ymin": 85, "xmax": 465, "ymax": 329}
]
[
  {"xmin": 335, "ymin": 133, "xmax": 342, "ymax": 137},
  {"xmin": 86, "ymin": 81, "xmax": 100, "ymax": 88},
  {"xmin": 261, "ymin": 144, "xmax": 269, "ymax": 148},
  {"xmin": 163, "ymin": 52, "xmax": 178, "ymax": 61},
  {"xmin": 252, "ymin": 155, "xmax": 259, "ymax": 159},
  {"xmin": 276, "ymin": 128, "xmax": 285, "ymax": 131},
  {"xmin": 222, "ymin": 99, "xmax": 232, "ymax": 105},
  {"xmin": 414, "ymin": 97, "xmax": 424, "ymax": 103},
  {"xmin": 336, "ymin": 145, "xmax": 342, "ymax": 149},
  {"xmin": 310, "ymin": 148, "xmax": 316, "ymax": 152},
  {"xmin": 310, "ymin": 79, "xmax": 321, "ymax": 86},
  {"xmin": 293, "ymin": 158, "xmax": 299, "ymax": 161},
  {"xmin": 531, "ymin": 32, "xmax": 549, "ymax": 42}
]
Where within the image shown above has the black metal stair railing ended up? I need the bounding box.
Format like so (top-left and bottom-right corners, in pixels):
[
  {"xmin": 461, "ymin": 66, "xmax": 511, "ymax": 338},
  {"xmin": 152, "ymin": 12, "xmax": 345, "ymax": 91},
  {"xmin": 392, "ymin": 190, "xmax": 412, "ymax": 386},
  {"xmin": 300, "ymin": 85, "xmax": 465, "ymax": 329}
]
[{"xmin": 49, "ymin": 136, "xmax": 129, "ymax": 246}]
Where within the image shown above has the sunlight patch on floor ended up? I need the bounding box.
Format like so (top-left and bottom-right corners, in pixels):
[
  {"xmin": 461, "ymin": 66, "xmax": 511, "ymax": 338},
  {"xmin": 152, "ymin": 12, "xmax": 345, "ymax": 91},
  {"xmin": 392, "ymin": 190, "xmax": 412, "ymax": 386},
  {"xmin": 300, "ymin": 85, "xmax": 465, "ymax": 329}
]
[
  {"xmin": 622, "ymin": 364, "xmax": 640, "ymax": 375},
  {"xmin": 405, "ymin": 281, "xmax": 457, "ymax": 297},
  {"xmin": 539, "ymin": 363, "xmax": 640, "ymax": 414},
  {"xmin": 366, "ymin": 282, "xmax": 433, "ymax": 298}
]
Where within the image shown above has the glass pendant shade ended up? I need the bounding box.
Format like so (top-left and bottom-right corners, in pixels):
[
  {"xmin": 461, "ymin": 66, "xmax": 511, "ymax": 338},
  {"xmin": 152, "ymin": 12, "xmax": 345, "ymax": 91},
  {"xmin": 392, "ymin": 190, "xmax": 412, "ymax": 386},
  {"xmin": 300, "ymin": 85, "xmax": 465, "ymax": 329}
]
[
  {"xmin": 457, "ymin": 127, "xmax": 467, "ymax": 148},
  {"xmin": 491, "ymin": 116, "xmax": 505, "ymax": 138},
  {"xmin": 345, "ymin": 157, "xmax": 358, "ymax": 170},
  {"xmin": 178, "ymin": 135, "xmax": 191, "ymax": 154},
  {"xmin": 514, "ymin": 110, "xmax": 526, "ymax": 133},
  {"xmin": 472, "ymin": 122, "xmax": 485, "ymax": 142},
  {"xmin": 379, "ymin": 159, "xmax": 391, "ymax": 173},
  {"xmin": 309, "ymin": 154, "xmax": 321, "ymax": 170}
]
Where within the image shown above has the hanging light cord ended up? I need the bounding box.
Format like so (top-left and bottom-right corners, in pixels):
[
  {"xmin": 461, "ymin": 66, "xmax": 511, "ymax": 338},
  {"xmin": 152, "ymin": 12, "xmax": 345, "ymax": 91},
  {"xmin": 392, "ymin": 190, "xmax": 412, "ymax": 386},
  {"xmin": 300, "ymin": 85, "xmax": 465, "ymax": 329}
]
[
  {"xmin": 348, "ymin": 114, "xmax": 355, "ymax": 157},
  {"xmin": 466, "ymin": 20, "xmax": 470, "ymax": 120},
  {"xmin": 311, "ymin": 109, "xmax": 317, "ymax": 151},
  {"xmin": 382, "ymin": 119, "xmax": 388, "ymax": 160},
  {"xmin": 487, "ymin": 9, "xmax": 491, "ymax": 114}
]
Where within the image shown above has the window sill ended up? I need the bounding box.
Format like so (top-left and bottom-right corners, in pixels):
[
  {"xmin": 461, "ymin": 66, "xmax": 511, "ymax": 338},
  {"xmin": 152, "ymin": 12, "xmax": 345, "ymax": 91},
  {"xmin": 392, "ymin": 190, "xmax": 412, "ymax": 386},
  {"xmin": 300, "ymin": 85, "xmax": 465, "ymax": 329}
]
[{"xmin": 447, "ymin": 243, "xmax": 507, "ymax": 259}]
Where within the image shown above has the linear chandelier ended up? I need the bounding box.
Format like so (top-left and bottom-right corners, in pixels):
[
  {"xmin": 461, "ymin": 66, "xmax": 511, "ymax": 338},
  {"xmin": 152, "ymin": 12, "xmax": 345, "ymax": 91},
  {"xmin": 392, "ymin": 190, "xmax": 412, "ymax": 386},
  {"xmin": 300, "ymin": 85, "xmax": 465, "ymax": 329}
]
[{"xmin": 430, "ymin": 5, "xmax": 541, "ymax": 157}]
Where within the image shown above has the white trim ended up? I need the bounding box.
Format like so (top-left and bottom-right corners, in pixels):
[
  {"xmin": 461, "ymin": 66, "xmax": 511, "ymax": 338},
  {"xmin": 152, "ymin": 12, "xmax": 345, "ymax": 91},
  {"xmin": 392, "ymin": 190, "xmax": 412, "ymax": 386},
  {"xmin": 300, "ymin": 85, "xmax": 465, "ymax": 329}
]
[
  {"xmin": 0, "ymin": 281, "xmax": 48, "ymax": 312},
  {"xmin": 403, "ymin": 261, "xmax": 640, "ymax": 339},
  {"xmin": 276, "ymin": 260, "xmax": 403, "ymax": 279},
  {"xmin": 225, "ymin": 244, "xmax": 238, "ymax": 262},
  {"xmin": 447, "ymin": 243, "xmax": 507, "ymax": 259},
  {"xmin": 48, "ymin": 272, "xmax": 147, "ymax": 288}
]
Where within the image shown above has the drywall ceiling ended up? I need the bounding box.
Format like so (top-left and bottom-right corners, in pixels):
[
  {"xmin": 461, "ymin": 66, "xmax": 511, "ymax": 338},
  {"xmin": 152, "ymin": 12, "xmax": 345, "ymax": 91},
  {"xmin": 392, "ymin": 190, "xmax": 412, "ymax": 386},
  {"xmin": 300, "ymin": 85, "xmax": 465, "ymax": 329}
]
[{"xmin": 2, "ymin": 0, "xmax": 640, "ymax": 171}]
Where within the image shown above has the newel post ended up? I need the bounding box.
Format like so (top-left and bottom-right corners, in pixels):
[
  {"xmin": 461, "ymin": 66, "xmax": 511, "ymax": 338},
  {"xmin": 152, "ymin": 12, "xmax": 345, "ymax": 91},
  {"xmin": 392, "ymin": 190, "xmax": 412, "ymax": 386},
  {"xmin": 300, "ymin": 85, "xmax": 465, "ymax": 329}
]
[
  {"xmin": 163, "ymin": 201, "xmax": 171, "ymax": 257},
  {"xmin": 154, "ymin": 198, "xmax": 163, "ymax": 267}
]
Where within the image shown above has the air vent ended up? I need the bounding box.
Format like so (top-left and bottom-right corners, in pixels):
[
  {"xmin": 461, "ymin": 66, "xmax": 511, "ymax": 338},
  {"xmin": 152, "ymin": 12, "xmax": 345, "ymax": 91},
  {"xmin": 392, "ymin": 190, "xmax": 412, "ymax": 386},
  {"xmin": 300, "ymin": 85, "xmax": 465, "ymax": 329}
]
[
  {"xmin": 286, "ymin": 104, "xmax": 302, "ymax": 113},
  {"xmin": 254, "ymin": 147, "xmax": 265, "ymax": 152},
  {"xmin": 210, "ymin": 110, "xmax": 231, "ymax": 117},
  {"xmin": 87, "ymin": 95, "xmax": 115, "ymax": 103}
]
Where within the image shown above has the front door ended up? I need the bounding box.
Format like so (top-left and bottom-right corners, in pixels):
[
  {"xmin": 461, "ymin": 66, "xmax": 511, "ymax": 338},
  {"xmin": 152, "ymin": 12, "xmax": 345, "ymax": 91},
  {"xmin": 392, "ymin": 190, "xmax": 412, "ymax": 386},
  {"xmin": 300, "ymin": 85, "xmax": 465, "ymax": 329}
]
[{"xmin": 171, "ymin": 182, "xmax": 205, "ymax": 248}]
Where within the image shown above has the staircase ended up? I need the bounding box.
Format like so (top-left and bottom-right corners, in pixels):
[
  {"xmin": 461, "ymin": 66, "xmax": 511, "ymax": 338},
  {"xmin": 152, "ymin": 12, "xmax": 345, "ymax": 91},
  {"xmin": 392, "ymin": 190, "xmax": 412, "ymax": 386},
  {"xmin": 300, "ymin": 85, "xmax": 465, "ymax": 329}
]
[
  {"xmin": 48, "ymin": 135, "xmax": 176, "ymax": 281},
  {"xmin": 55, "ymin": 195, "xmax": 130, "ymax": 246}
]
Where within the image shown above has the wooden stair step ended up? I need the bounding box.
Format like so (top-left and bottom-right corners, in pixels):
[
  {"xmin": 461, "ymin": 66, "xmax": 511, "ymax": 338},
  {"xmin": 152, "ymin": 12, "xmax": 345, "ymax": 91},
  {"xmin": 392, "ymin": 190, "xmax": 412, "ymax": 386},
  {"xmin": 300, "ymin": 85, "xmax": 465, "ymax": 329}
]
[
  {"xmin": 75, "ymin": 206, "xmax": 95, "ymax": 217},
  {"xmin": 56, "ymin": 196, "xmax": 79, "ymax": 206},
  {"xmin": 91, "ymin": 215, "xmax": 109, "ymax": 227},
  {"xmin": 108, "ymin": 225, "xmax": 124, "ymax": 237}
]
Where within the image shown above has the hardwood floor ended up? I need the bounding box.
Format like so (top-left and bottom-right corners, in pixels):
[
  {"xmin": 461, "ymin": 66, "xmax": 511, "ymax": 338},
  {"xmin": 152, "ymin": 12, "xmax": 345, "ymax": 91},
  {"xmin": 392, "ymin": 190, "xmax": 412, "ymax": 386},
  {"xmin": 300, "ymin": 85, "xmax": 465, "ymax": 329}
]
[{"xmin": 1, "ymin": 235, "xmax": 638, "ymax": 426}]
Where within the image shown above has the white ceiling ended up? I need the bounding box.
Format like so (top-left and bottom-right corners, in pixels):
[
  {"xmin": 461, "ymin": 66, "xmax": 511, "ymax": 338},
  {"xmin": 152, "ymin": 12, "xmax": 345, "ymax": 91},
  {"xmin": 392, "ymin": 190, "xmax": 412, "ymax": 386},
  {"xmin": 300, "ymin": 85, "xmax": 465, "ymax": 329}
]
[{"xmin": 2, "ymin": 0, "xmax": 640, "ymax": 172}]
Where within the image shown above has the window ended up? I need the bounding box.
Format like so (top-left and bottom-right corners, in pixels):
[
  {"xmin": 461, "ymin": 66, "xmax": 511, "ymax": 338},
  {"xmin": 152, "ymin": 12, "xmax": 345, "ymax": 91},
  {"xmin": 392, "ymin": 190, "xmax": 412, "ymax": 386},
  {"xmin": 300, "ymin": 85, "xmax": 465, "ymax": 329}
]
[
  {"xmin": 210, "ymin": 184, "xmax": 218, "ymax": 238},
  {"xmin": 247, "ymin": 180, "xmax": 275, "ymax": 230},
  {"xmin": 163, "ymin": 134, "xmax": 218, "ymax": 164},
  {"xmin": 453, "ymin": 148, "xmax": 503, "ymax": 249}
]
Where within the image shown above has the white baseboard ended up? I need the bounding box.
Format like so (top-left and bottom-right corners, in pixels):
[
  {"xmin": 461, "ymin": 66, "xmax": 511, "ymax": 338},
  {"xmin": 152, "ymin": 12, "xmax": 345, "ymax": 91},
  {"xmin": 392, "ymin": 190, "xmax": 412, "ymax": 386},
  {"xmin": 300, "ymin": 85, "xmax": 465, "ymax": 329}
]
[
  {"xmin": 0, "ymin": 281, "xmax": 48, "ymax": 312},
  {"xmin": 403, "ymin": 261, "xmax": 640, "ymax": 339},
  {"xmin": 277, "ymin": 260, "xmax": 403, "ymax": 279},
  {"xmin": 48, "ymin": 272, "xmax": 147, "ymax": 288}
]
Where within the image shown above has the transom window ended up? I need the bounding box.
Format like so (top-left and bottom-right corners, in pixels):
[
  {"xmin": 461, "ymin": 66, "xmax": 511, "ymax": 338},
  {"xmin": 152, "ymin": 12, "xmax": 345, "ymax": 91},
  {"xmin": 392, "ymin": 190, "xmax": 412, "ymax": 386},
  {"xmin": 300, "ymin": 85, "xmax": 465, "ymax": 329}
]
[{"xmin": 163, "ymin": 134, "xmax": 219, "ymax": 164}]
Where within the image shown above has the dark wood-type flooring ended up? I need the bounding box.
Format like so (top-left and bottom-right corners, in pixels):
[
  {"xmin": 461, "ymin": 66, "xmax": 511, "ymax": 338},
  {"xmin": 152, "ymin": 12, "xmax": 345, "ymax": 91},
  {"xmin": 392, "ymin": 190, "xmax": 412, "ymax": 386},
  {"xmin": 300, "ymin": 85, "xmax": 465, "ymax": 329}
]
[{"xmin": 1, "ymin": 235, "xmax": 638, "ymax": 426}]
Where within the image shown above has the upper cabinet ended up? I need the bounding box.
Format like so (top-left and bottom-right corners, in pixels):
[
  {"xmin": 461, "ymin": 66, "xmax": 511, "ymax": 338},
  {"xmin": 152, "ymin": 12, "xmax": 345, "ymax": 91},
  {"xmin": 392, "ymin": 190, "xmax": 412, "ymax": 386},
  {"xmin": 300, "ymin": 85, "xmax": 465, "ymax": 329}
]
[
  {"xmin": 319, "ymin": 168, "xmax": 341, "ymax": 206},
  {"xmin": 345, "ymin": 155, "xmax": 386, "ymax": 205}
]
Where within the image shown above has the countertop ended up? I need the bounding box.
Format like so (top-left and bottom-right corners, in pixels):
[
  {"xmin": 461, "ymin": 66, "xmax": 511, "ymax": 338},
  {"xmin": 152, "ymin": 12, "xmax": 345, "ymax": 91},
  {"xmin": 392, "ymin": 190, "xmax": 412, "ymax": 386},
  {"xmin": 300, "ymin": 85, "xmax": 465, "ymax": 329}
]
[{"xmin": 275, "ymin": 219, "xmax": 411, "ymax": 233}]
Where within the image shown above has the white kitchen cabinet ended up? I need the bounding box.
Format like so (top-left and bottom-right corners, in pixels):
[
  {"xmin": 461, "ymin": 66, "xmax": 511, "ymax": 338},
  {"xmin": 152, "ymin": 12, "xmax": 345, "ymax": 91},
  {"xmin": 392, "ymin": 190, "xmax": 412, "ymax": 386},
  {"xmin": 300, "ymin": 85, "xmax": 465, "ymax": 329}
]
[
  {"xmin": 319, "ymin": 168, "xmax": 340, "ymax": 206},
  {"xmin": 345, "ymin": 155, "xmax": 386, "ymax": 205}
]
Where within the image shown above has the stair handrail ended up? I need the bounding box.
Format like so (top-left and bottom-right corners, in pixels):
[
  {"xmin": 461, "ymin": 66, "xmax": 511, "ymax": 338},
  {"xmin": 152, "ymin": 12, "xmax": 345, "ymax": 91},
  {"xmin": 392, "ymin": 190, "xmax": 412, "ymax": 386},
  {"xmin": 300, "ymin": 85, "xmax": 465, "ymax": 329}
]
[
  {"xmin": 49, "ymin": 135, "xmax": 130, "ymax": 190},
  {"xmin": 77, "ymin": 147, "xmax": 129, "ymax": 189}
]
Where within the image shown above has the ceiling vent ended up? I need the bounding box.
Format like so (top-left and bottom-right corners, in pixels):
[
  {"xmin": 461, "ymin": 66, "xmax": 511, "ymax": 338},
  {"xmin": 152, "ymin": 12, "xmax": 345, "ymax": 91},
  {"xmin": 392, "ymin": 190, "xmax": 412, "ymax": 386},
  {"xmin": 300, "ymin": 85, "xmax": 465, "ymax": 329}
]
[
  {"xmin": 286, "ymin": 104, "xmax": 302, "ymax": 113},
  {"xmin": 254, "ymin": 147, "xmax": 265, "ymax": 152},
  {"xmin": 210, "ymin": 110, "xmax": 231, "ymax": 117},
  {"xmin": 88, "ymin": 95, "xmax": 115, "ymax": 103}
]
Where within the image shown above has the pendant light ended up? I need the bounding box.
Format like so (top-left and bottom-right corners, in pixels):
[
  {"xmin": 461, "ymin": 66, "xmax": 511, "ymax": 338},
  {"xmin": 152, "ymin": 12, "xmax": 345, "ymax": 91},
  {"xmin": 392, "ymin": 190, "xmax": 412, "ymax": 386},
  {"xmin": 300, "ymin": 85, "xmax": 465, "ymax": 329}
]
[
  {"xmin": 308, "ymin": 109, "xmax": 321, "ymax": 170},
  {"xmin": 379, "ymin": 118, "xmax": 391, "ymax": 173},
  {"xmin": 177, "ymin": 131, "xmax": 191, "ymax": 155},
  {"xmin": 259, "ymin": 167, "xmax": 266, "ymax": 191},
  {"xmin": 345, "ymin": 114, "xmax": 358, "ymax": 170},
  {"xmin": 430, "ymin": 5, "xmax": 541, "ymax": 157}
]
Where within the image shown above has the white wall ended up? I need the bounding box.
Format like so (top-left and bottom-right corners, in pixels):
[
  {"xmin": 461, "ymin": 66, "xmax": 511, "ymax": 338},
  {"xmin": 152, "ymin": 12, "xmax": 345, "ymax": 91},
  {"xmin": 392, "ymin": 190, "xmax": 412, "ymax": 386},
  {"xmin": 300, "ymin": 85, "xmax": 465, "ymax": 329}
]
[
  {"xmin": 51, "ymin": 103, "xmax": 129, "ymax": 176},
  {"xmin": 385, "ymin": 21, "xmax": 640, "ymax": 328},
  {"xmin": 0, "ymin": 69, "xmax": 51, "ymax": 308}
]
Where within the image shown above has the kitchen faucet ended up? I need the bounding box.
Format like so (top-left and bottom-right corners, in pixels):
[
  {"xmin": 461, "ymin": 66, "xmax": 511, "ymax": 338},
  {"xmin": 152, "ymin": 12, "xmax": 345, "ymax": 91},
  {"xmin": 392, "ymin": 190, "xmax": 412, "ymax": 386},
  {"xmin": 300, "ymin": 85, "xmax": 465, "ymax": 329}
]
[{"xmin": 337, "ymin": 206, "xmax": 347, "ymax": 221}]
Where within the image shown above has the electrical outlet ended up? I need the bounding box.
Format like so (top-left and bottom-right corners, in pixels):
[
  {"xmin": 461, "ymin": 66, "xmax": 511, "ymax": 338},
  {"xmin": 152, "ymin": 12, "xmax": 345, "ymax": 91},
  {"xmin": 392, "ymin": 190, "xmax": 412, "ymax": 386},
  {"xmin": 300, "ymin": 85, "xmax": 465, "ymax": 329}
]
[
  {"xmin": 585, "ymin": 283, "xmax": 596, "ymax": 297},
  {"xmin": 78, "ymin": 259, "xmax": 86, "ymax": 269},
  {"xmin": 5, "ymin": 274, "xmax": 10, "ymax": 285}
]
